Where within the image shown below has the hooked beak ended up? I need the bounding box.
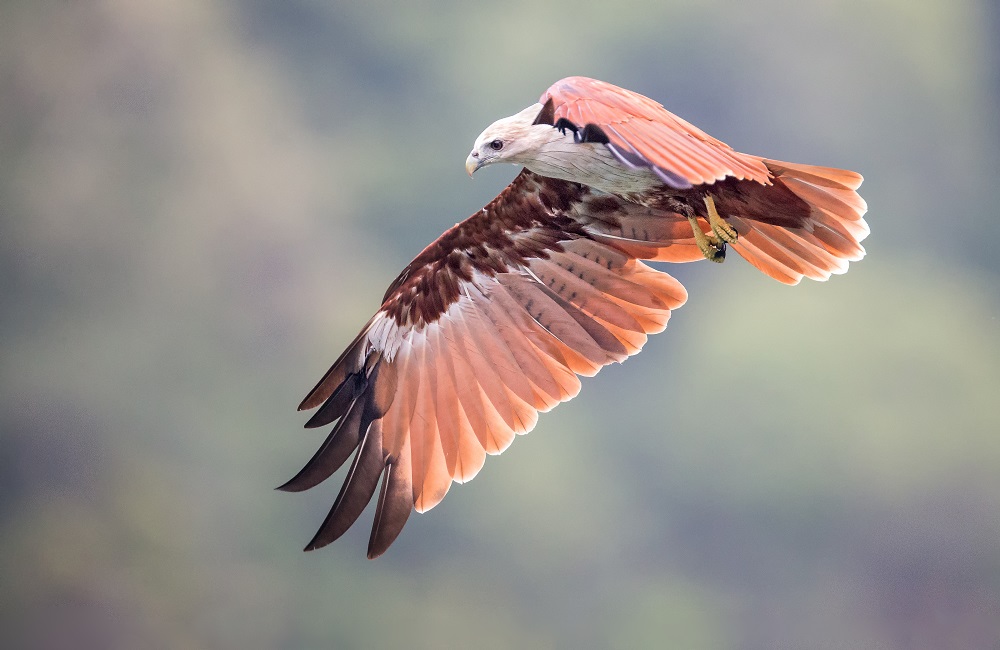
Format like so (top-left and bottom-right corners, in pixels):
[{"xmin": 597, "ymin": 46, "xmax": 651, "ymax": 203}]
[{"xmin": 465, "ymin": 152, "xmax": 481, "ymax": 177}]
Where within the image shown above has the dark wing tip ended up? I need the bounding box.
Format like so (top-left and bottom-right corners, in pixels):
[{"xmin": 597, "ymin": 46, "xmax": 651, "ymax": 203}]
[
  {"xmin": 366, "ymin": 458, "xmax": 413, "ymax": 559},
  {"xmin": 302, "ymin": 373, "xmax": 366, "ymax": 429},
  {"xmin": 278, "ymin": 365, "xmax": 381, "ymax": 493},
  {"xmin": 288, "ymin": 358, "xmax": 406, "ymax": 553},
  {"xmin": 276, "ymin": 399, "xmax": 364, "ymax": 493},
  {"xmin": 302, "ymin": 420, "xmax": 386, "ymax": 551},
  {"xmin": 532, "ymin": 97, "xmax": 555, "ymax": 126},
  {"xmin": 298, "ymin": 327, "xmax": 371, "ymax": 411}
]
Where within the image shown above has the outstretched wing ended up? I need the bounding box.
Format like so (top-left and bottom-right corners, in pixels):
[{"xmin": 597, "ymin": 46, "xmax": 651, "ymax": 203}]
[
  {"xmin": 281, "ymin": 171, "xmax": 688, "ymax": 558},
  {"xmin": 539, "ymin": 76, "xmax": 772, "ymax": 189}
]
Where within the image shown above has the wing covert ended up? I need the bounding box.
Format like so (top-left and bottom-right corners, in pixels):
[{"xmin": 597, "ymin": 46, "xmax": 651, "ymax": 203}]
[{"xmin": 541, "ymin": 76, "xmax": 773, "ymax": 188}]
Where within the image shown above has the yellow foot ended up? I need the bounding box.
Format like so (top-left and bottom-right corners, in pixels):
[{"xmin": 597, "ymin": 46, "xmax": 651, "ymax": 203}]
[
  {"xmin": 704, "ymin": 195, "xmax": 738, "ymax": 244},
  {"xmin": 687, "ymin": 214, "xmax": 726, "ymax": 263}
]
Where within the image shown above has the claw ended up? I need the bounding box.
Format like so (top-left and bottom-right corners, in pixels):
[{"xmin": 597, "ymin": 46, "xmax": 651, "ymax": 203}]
[
  {"xmin": 687, "ymin": 214, "xmax": 726, "ymax": 263},
  {"xmin": 704, "ymin": 195, "xmax": 738, "ymax": 244}
]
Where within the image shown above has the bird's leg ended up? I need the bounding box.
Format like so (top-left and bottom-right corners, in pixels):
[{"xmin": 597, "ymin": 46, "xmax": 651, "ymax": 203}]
[
  {"xmin": 667, "ymin": 196, "xmax": 726, "ymax": 263},
  {"xmin": 686, "ymin": 213, "xmax": 726, "ymax": 263},
  {"xmin": 704, "ymin": 195, "xmax": 738, "ymax": 244}
]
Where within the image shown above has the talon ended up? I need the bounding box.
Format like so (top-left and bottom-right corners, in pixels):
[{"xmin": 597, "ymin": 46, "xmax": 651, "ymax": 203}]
[
  {"xmin": 687, "ymin": 214, "xmax": 727, "ymax": 263},
  {"xmin": 704, "ymin": 195, "xmax": 738, "ymax": 244},
  {"xmin": 703, "ymin": 237, "xmax": 726, "ymax": 262}
]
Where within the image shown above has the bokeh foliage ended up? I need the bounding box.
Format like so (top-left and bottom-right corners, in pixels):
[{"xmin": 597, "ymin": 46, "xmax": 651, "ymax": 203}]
[{"xmin": 2, "ymin": 1, "xmax": 998, "ymax": 648}]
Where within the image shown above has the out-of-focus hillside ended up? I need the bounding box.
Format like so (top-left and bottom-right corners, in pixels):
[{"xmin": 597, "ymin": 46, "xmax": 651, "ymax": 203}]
[{"xmin": 2, "ymin": 1, "xmax": 998, "ymax": 648}]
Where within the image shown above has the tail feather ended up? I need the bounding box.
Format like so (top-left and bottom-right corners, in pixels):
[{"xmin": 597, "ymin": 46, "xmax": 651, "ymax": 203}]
[{"xmin": 724, "ymin": 158, "xmax": 868, "ymax": 285}]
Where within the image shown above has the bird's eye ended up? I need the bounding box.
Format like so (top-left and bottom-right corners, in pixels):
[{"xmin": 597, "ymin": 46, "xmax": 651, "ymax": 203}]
[{"xmin": 489, "ymin": 139, "xmax": 503, "ymax": 151}]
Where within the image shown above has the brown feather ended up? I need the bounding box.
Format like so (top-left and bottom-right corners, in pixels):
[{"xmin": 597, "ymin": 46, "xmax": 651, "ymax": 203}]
[
  {"xmin": 278, "ymin": 392, "xmax": 366, "ymax": 492},
  {"xmin": 298, "ymin": 326, "xmax": 370, "ymax": 411},
  {"xmin": 367, "ymin": 441, "xmax": 412, "ymax": 558},
  {"xmin": 304, "ymin": 419, "xmax": 385, "ymax": 550},
  {"xmin": 302, "ymin": 371, "xmax": 365, "ymax": 429}
]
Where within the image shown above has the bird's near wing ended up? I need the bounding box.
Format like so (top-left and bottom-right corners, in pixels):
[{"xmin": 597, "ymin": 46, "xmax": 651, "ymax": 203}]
[
  {"xmin": 280, "ymin": 171, "xmax": 688, "ymax": 558},
  {"xmin": 539, "ymin": 76, "xmax": 773, "ymax": 189}
]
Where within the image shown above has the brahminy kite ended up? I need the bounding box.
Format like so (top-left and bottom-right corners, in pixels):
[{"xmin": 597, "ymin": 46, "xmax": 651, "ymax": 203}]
[{"xmin": 280, "ymin": 76, "xmax": 869, "ymax": 558}]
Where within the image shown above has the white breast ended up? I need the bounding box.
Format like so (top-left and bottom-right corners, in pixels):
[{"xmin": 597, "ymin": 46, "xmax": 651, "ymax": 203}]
[{"xmin": 521, "ymin": 134, "xmax": 664, "ymax": 196}]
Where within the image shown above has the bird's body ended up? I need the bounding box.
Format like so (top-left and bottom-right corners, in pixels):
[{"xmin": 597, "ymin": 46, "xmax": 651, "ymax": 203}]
[{"xmin": 281, "ymin": 77, "xmax": 869, "ymax": 558}]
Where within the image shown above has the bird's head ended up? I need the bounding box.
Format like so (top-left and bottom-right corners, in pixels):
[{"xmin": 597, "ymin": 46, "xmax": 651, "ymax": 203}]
[{"xmin": 466, "ymin": 102, "xmax": 552, "ymax": 176}]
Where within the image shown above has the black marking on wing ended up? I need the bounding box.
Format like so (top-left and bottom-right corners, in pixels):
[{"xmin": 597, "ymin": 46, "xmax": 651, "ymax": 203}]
[
  {"xmin": 579, "ymin": 123, "xmax": 610, "ymax": 144},
  {"xmin": 532, "ymin": 97, "xmax": 556, "ymax": 126}
]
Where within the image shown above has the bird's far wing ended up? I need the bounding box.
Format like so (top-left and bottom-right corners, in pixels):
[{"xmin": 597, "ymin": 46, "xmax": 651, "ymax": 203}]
[
  {"xmin": 281, "ymin": 171, "xmax": 688, "ymax": 558},
  {"xmin": 540, "ymin": 76, "xmax": 772, "ymax": 189}
]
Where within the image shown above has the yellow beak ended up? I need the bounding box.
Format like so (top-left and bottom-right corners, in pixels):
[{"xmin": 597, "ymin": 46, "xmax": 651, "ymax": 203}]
[{"xmin": 465, "ymin": 154, "xmax": 480, "ymax": 177}]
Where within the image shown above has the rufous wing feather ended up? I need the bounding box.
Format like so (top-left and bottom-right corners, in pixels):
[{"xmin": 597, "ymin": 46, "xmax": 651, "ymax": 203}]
[
  {"xmin": 720, "ymin": 159, "xmax": 869, "ymax": 285},
  {"xmin": 541, "ymin": 76, "xmax": 772, "ymax": 187},
  {"xmin": 284, "ymin": 172, "xmax": 688, "ymax": 555}
]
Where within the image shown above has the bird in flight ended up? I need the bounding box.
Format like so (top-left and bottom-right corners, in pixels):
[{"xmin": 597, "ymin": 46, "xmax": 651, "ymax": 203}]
[{"xmin": 280, "ymin": 76, "xmax": 869, "ymax": 558}]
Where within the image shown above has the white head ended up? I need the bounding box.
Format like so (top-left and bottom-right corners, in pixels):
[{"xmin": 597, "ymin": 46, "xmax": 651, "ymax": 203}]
[{"xmin": 465, "ymin": 103, "xmax": 558, "ymax": 176}]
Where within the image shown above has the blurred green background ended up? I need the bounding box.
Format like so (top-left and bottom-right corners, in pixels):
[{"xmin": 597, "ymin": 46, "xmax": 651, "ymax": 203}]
[{"xmin": 2, "ymin": 1, "xmax": 999, "ymax": 648}]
